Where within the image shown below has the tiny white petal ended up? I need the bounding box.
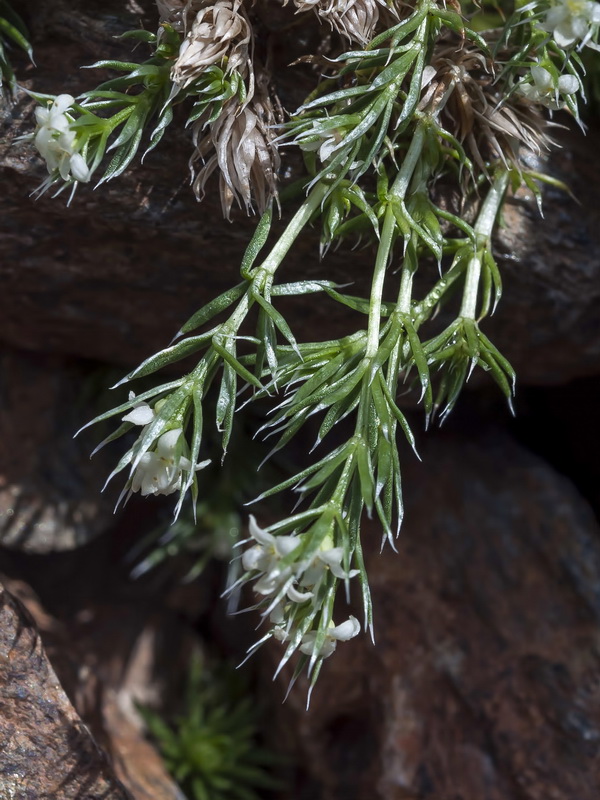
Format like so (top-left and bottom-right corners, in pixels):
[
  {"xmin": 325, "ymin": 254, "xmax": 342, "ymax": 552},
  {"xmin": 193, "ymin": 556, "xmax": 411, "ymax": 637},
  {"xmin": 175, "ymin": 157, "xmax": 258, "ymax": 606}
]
[
  {"xmin": 318, "ymin": 546, "xmax": 344, "ymax": 567},
  {"xmin": 122, "ymin": 405, "xmax": 155, "ymax": 426},
  {"xmin": 319, "ymin": 137, "xmax": 338, "ymax": 162},
  {"xmin": 531, "ymin": 66, "xmax": 553, "ymax": 91},
  {"xmin": 544, "ymin": 6, "xmax": 568, "ymax": 29},
  {"xmin": 34, "ymin": 127, "xmax": 54, "ymax": 160},
  {"xmin": 254, "ymin": 571, "xmax": 282, "ymax": 595},
  {"xmin": 58, "ymin": 154, "xmax": 71, "ymax": 181},
  {"xmin": 53, "ymin": 94, "xmax": 75, "ymax": 113},
  {"xmin": 49, "ymin": 114, "xmax": 71, "ymax": 134},
  {"xmin": 35, "ymin": 107, "xmax": 50, "ymax": 126},
  {"xmin": 249, "ymin": 515, "xmax": 275, "ymax": 547},
  {"xmin": 519, "ymin": 83, "xmax": 539, "ymax": 101},
  {"xmin": 269, "ymin": 602, "xmax": 286, "ymax": 626},
  {"xmin": 156, "ymin": 428, "xmax": 182, "ymax": 455},
  {"xmin": 242, "ymin": 544, "xmax": 266, "ymax": 572},
  {"xmin": 286, "ymin": 584, "xmax": 314, "ymax": 603},
  {"xmin": 330, "ymin": 616, "xmax": 361, "ymax": 642},
  {"xmin": 558, "ymin": 74, "xmax": 579, "ymax": 94},
  {"xmin": 299, "ymin": 632, "xmax": 337, "ymax": 658},
  {"xmin": 571, "ymin": 15, "xmax": 590, "ymax": 37},
  {"xmin": 70, "ymin": 152, "xmax": 91, "ymax": 183},
  {"xmin": 274, "ymin": 536, "xmax": 301, "ymax": 558},
  {"xmin": 554, "ymin": 23, "xmax": 578, "ymax": 46}
]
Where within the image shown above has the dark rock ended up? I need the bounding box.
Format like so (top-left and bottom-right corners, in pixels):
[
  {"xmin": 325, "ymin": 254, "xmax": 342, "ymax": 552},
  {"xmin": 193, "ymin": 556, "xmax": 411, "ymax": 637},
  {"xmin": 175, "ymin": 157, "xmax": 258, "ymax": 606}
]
[
  {"xmin": 268, "ymin": 429, "xmax": 600, "ymax": 799},
  {"xmin": 1, "ymin": 575, "xmax": 193, "ymax": 800},
  {"xmin": 67, "ymin": 604, "xmax": 193, "ymax": 800},
  {"xmin": 0, "ymin": 347, "xmax": 119, "ymax": 553},
  {"xmin": 490, "ymin": 142, "xmax": 600, "ymax": 384},
  {"xmin": 0, "ymin": 1, "xmax": 597, "ymax": 384},
  {"xmin": 0, "ymin": 580, "xmax": 132, "ymax": 799}
]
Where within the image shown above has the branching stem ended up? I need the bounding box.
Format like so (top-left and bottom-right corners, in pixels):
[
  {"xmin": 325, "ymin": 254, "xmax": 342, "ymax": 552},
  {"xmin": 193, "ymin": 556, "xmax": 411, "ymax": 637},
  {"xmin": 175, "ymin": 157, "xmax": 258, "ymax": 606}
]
[
  {"xmin": 256, "ymin": 181, "xmax": 330, "ymax": 280},
  {"xmin": 365, "ymin": 122, "xmax": 428, "ymax": 358}
]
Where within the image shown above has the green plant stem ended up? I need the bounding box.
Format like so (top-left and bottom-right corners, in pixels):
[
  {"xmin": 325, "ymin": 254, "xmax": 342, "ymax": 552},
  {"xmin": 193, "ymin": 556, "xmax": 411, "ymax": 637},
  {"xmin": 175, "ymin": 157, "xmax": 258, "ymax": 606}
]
[
  {"xmin": 390, "ymin": 122, "xmax": 426, "ymax": 199},
  {"xmin": 254, "ymin": 181, "xmax": 330, "ymax": 283},
  {"xmin": 366, "ymin": 204, "xmax": 396, "ymax": 358},
  {"xmin": 365, "ymin": 122, "xmax": 427, "ymax": 358},
  {"xmin": 186, "ymin": 182, "xmax": 331, "ymax": 382},
  {"xmin": 413, "ymin": 262, "xmax": 464, "ymax": 327},
  {"xmin": 459, "ymin": 170, "xmax": 509, "ymax": 319},
  {"xmin": 397, "ymin": 255, "xmax": 415, "ymax": 315}
]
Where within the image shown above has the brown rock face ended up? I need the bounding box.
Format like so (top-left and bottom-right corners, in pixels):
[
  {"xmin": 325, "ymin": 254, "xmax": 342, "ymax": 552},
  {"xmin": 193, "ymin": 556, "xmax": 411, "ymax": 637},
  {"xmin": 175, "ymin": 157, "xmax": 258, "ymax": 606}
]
[
  {"xmin": 0, "ymin": 0, "xmax": 599, "ymax": 383},
  {"xmin": 269, "ymin": 429, "xmax": 600, "ymax": 799},
  {"xmin": 0, "ymin": 348, "xmax": 121, "ymax": 553},
  {"xmin": 0, "ymin": 572, "xmax": 194, "ymax": 800},
  {"xmin": 0, "ymin": 582, "xmax": 132, "ymax": 799}
]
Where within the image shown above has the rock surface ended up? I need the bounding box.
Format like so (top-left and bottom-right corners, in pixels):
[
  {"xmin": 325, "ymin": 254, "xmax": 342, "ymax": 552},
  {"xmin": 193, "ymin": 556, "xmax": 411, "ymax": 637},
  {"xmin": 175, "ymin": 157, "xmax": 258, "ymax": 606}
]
[
  {"xmin": 0, "ymin": 580, "xmax": 132, "ymax": 799},
  {"xmin": 0, "ymin": 348, "xmax": 119, "ymax": 553},
  {"xmin": 0, "ymin": 0, "xmax": 598, "ymax": 383},
  {"xmin": 1, "ymin": 574, "xmax": 192, "ymax": 800},
  {"xmin": 268, "ymin": 428, "xmax": 600, "ymax": 799}
]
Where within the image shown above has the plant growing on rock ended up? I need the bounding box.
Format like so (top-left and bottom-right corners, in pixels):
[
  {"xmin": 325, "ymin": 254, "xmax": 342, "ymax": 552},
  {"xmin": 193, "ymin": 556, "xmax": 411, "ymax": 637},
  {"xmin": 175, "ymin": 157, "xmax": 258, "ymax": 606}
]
[
  {"xmin": 19, "ymin": 0, "xmax": 597, "ymax": 700},
  {"xmin": 140, "ymin": 656, "xmax": 283, "ymax": 800}
]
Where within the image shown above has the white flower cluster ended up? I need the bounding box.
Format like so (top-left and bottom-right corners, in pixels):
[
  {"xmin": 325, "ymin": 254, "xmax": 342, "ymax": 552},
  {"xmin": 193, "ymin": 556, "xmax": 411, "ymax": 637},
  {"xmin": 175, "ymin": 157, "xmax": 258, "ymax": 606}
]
[
  {"xmin": 541, "ymin": 0, "xmax": 600, "ymax": 49},
  {"xmin": 241, "ymin": 516, "xmax": 360, "ymax": 659},
  {"xmin": 122, "ymin": 394, "xmax": 209, "ymax": 497},
  {"xmin": 32, "ymin": 95, "xmax": 91, "ymax": 186},
  {"xmin": 518, "ymin": 0, "xmax": 599, "ymax": 110}
]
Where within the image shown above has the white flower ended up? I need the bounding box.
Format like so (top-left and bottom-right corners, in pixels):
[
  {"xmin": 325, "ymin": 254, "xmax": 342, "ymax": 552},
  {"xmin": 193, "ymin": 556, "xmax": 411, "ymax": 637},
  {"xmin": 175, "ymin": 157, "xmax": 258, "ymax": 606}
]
[
  {"xmin": 519, "ymin": 66, "xmax": 579, "ymax": 109},
  {"xmin": 242, "ymin": 517, "xmax": 360, "ymax": 605},
  {"xmin": 34, "ymin": 94, "xmax": 73, "ymax": 131},
  {"xmin": 122, "ymin": 392, "xmax": 155, "ymax": 426},
  {"xmin": 130, "ymin": 428, "xmax": 203, "ymax": 497},
  {"xmin": 298, "ymin": 545, "xmax": 360, "ymax": 592},
  {"xmin": 299, "ymin": 125, "xmax": 345, "ymax": 163},
  {"xmin": 242, "ymin": 516, "xmax": 302, "ymax": 597},
  {"xmin": 32, "ymin": 94, "xmax": 91, "ymax": 185},
  {"xmin": 299, "ymin": 616, "xmax": 361, "ymax": 659},
  {"xmin": 541, "ymin": 0, "xmax": 600, "ymax": 48}
]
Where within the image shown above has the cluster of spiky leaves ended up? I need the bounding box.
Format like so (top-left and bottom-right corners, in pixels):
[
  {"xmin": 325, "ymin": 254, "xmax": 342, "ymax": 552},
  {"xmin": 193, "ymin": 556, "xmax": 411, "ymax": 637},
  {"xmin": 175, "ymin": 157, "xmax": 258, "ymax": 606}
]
[
  {"xmin": 25, "ymin": 24, "xmax": 247, "ymax": 196},
  {"xmin": 139, "ymin": 656, "xmax": 283, "ymax": 800},
  {"xmin": 24, "ymin": 0, "xmax": 596, "ymax": 696}
]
